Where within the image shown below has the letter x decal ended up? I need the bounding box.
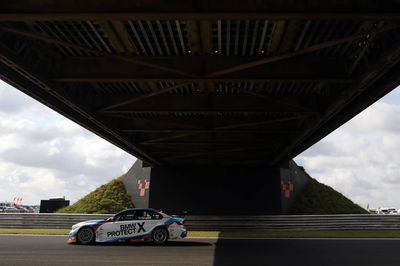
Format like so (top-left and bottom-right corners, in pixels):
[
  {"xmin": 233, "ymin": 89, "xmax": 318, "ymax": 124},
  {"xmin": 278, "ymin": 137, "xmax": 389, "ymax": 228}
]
[{"xmin": 137, "ymin": 222, "xmax": 146, "ymax": 233}]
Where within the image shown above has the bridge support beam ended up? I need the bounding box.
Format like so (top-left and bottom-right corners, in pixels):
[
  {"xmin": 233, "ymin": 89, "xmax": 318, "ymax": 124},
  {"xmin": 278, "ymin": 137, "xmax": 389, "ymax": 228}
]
[{"xmin": 122, "ymin": 160, "xmax": 308, "ymax": 215}]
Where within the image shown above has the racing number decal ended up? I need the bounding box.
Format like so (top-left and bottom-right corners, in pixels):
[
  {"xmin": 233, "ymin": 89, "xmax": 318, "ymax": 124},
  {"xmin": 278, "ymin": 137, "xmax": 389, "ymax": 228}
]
[{"xmin": 138, "ymin": 180, "xmax": 150, "ymax": 197}]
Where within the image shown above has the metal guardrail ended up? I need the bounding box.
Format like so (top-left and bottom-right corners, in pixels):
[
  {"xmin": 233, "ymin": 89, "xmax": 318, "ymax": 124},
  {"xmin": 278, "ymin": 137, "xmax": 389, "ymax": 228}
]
[
  {"xmin": 1, "ymin": 213, "xmax": 400, "ymax": 231},
  {"xmin": 185, "ymin": 215, "xmax": 400, "ymax": 231},
  {"xmin": 0, "ymin": 213, "xmax": 110, "ymax": 229}
]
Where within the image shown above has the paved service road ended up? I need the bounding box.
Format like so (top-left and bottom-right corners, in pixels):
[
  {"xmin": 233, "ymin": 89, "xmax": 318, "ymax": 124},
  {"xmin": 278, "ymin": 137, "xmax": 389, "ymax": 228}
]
[{"xmin": 1, "ymin": 235, "xmax": 400, "ymax": 265}]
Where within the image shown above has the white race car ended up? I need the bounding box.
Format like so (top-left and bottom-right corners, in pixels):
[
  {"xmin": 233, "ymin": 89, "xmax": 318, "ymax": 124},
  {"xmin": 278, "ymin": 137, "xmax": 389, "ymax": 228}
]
[{"xmin": 68, "ymin": 208, "xmax": 187, "ymax": 245}]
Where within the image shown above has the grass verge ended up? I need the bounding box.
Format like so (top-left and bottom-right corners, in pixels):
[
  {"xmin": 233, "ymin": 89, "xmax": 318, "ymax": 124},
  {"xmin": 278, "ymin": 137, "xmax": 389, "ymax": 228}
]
[{"xmin": 1, "ymin": 229, "xmax": 400, "ymax": 238}]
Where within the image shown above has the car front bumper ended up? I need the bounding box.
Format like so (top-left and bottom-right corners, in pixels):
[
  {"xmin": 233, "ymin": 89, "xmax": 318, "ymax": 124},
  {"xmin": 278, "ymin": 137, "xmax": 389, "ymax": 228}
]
[
  {"xmin": 68, "ymin": 235, "xmax": 77, "ymax": 243},
  {"xmin": 67, "ymin": 228, "xmax": 79, "ymax": 243}
]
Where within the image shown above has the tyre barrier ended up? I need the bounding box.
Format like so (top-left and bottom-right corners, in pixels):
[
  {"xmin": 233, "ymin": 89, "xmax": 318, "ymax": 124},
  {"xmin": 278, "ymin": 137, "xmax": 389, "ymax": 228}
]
[{"xmin": 1, "ymin": 213, "xmax": 400, "ymax": 231}]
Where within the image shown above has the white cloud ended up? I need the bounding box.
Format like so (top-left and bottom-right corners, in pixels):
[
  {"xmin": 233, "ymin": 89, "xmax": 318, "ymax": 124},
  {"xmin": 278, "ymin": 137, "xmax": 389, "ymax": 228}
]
[
  {"xmin": 296, "ymin": 97, "xmax": 400, "ymax": 209},
  {"xmin": 0, "ymin": 81, "xmax": 135, "ymax": 205}
]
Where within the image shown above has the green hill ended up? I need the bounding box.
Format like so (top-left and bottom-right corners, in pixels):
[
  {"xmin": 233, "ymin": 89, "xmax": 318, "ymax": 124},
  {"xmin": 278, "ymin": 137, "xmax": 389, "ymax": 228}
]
[
  {"xmin": 291, "ymin": 175, "xmax": 369, "ymax": 214},
  {"xmin": 58, "ymin": 176, "xmax": 134, "ymax": 214}
]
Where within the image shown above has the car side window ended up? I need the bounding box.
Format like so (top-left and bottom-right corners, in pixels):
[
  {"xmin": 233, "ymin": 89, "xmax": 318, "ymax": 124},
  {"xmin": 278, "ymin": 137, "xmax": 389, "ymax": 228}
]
[
  {"xmin": 114, "ymin": 214, "xmax": 122, "ymax": 221},
  {"xmin": 124, "ymin": 211, "xmax": 136, "ymax": 221},
  {"xmin": 149, "ymin": 211, "xmax": 163, "ymax": 220},
  {"xmin": 115, "ymin": 210, "xmax": 163, "ymax": 221},
  {"xmin": 134, "ymin": 210, "xmax": 152, "ymax": 220},
  {"xmin": 115, "ymin": 211, "xmax": 136, "ymax": 221}
]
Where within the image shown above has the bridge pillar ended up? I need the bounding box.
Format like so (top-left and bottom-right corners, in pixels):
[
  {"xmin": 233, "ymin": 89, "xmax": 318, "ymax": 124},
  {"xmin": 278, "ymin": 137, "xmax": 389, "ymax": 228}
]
[{"xmin": 122, "ymin": 160, "xmax": 308, "ymax": 215}]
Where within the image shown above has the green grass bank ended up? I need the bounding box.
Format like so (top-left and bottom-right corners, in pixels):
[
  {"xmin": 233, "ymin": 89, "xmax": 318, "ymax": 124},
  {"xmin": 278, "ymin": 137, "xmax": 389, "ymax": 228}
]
[
  {"xmin": 291, "ymin": 176, "xmax": 369, "ymax": 214},
  {"xmin": 57, "ymin": 176, "xmax": 134, "ymax": 214}
]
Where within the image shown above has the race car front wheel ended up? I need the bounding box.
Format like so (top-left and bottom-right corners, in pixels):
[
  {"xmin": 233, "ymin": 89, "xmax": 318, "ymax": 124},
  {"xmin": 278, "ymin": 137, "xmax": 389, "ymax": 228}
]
[
  {"xmin": 77, "ymin": 227, "xmax": 95, "ymax": 245},
  {"xmin": 152, "ymin": 227, "xmax": 168, "ymax": 245}
]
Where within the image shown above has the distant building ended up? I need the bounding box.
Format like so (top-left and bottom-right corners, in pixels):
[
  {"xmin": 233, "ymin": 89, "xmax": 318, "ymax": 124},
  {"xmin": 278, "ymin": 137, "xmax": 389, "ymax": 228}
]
[{"xmin": 39, "ymin": 197, "xmax": 70, "ymax": 213}]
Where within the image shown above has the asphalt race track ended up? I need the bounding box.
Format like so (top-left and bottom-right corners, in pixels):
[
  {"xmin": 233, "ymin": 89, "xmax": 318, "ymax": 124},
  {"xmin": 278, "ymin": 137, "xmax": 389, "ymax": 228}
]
[{"xmin": 1, "ymin": 235, "xmax": 400, "ymax": 265}]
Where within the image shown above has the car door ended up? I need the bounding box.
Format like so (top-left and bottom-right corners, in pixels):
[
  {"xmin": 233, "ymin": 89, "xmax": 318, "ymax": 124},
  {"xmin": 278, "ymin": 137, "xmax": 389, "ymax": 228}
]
[
  {"xmin": 98, "ymin": 210, "xmax": 137, "ymax": 242},
  {"xmin": 131, "ymin": 210, "xmax": 164, "ymax": 235}
]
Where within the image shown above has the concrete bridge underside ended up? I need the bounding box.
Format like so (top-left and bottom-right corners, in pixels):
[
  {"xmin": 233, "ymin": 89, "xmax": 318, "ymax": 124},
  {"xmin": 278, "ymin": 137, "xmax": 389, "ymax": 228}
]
[{"xmin": 1, "ymin": 1, "xmax": 400, "ymax": 213}]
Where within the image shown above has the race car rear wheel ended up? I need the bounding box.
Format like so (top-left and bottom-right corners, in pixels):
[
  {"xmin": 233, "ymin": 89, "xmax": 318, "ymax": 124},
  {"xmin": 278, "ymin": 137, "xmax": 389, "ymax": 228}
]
[
  {"xmin": 77, "ymin": 227, "xmax": 95, "ymax": 245},
  {"xmin": 152, "ymin": 227, "xmax": 168, "ymax": 245}
]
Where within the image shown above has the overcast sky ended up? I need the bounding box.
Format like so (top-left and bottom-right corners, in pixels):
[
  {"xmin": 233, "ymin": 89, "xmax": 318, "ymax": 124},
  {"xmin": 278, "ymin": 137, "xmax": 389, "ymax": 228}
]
[
  {"xmin": 295, "ymin": 87, "xmax": 400, "ymax": 209},
  {"xmin": 0, "ymin": 81, "xmax": 134, "ymax": 204},
  {"xmin": 1, "ymin": 80, "xmax": 400, "ymax": 208}
]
